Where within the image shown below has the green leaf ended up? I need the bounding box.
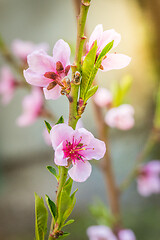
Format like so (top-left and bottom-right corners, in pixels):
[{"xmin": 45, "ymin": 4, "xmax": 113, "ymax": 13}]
[
  {"xmin": 80, "ymin": 41, "xmax": 98, "ymax": 99},
  {"xmin": 96, "ymin": 40, "xmax": 114, "ymax": 63},
  {"xmin": 45, "ymin": 195, "xmax": 57, "ymax": 222},
  {"xmin": 62, "ymin": 189, "xmax": 78, "ymax": 226},
  {"xmin": 56, "ymin": 116, "xmax": 64, "ymax": 125},
  {"xmin": 64, "ymin": 178, "xmax": 73, "ymax": 196},
  {"xmin": 120, "ymin": 75, "xmax": 132, "ymax": 98},
  {"xmin": 84, "ymin": 85, "xmax": 98, "ymax": 103},
  {"xmin": 44, "ymin": 120, "xmax": 52, "ymax": 133},
  {"xmin": 35, "ymin": 193, "xmax": 48, "ymax": 240},
  {"xmin": 58, "ymin": 232, "xmax": 70, "ymax": 240},
  {"xmin": 46, "ymin": 166, "xmax": 59, "ymax": 181},
  {"xmin": 63, "ymin": 219, "xmax": 75, "ymax": 227}
]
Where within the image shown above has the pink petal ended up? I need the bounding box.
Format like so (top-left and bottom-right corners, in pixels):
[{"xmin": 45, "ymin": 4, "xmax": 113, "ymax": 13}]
[
  {"xmin": 83, "ymin": 138, "xmax": 106, "ymax": 160},
  {"xmin": 99, "ymin": 29, "xmax": 121, "ymax": 51},
  {"xmin": 118, "ymin": 229, "xmax": 136, "ymax": 240},
  {"xmin": 43, "ymin": 128, "xmax": 52, "ymax": 146},
  {"xmin": 94, "ymin": 87, "xmax": 112, "ymax": 107},
  {"xmin": 12, "ymin": 39, "xmax": 49, "ymax": 60},
  {"xmin": 52, "ymin": 39, "xmax": 71, "ymax": 67},
  {"xmin": 87, "ymin": 24, "xmax": 103, "ymax": 51},
  {"xmin": 27, "ymin": 49, "xmax": 55, "ymax": 74},
  {"xmin": 145, "ymin": 160, "xmax": 160, "ymax": 174},
  {"xmin": 87, "ymin": 225, "xmax": 118, "ymax": 240},
  {"xmin": 50, "ymin": 123, "xmax": 74, "ymax": 149},
  {"xmin": 43, "ymin": 85, "xmax": 61, "ymax": 100},
  {"xmin": 68, "ymin": 160, "xmax": 92, "ymax": 182},
  {"xmin": 101, "ymin": 53, "xmax": 131, "ymax": 71},
  {"xmin": 24, "ymin": 69, "xmax": 52, "ymax": 87},
  {"xmin": 74, "ymin": 128, "xmax": 94, "ymax": 145},
  {"xmin": 16, "ymin": 112, "xmax": 36, "ymax": 126},
  {"xmin": 54, "ymin": 142, "xmax": 68, "ymax": 166}
]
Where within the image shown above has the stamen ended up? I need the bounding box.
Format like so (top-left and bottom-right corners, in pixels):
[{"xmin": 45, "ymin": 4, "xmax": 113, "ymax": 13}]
[
  {"xmin": 44, "ymin": 71, "xmax": 58, "ymax": 80},
  {"xmin": 56, "ymin": 61, "xmax": 64, "ymax": 73},
  {"xmin": 47, "ymin": 81, "xmax": 57, "ymax": 90}
]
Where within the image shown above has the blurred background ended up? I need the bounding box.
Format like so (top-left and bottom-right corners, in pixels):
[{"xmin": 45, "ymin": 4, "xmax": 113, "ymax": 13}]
[{"xmin": 0, "ymin": 0, "xmax": 160, "ymax": 239}]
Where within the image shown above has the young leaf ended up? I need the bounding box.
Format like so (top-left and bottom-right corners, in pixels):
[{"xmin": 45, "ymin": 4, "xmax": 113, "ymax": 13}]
[
  {"xmin": 35, "ymin": 193, "xmax": 48, "ymax": 240},
  {"xmin": 56, "ymin": 116, "xmax": 64, "ymax": 125},
  {"xmin": 62, "ymin": 189, "xmax": 78, "ymax": 226},
  {"xmin": 154, "ymin": 86, "xmax": 160, "ymax": 129},
  {"xmin": 80, "ymin": 41, "xmax": 98, "ymax": 99},
  {"xmin": 84, "ymin": 85, "xmax": 98, "ymax": 103},
  {"xmin": 45, "ymin": 195, "xmax": 57, "ymax": 222},
  {"xmin": 64, "ymin": 178, "xmax": 73, "ymax": 196},
  {"xmin": 63, "ymin": 219, "xmax": 75, "ymax": 227},
  {"xmin": 96, "ymin": 40, "xmax": 114, "ymax": 63},
  {"xmin": 44, "ymin": 120, "xmax": 52, "ymax": 133},
  {"xmin": 58, "ymin": 232, "xmax": 70, "ymax": 240},
  {"xmin": 46, "ymin": 166, "xmax": 59, "ymax": 181}
]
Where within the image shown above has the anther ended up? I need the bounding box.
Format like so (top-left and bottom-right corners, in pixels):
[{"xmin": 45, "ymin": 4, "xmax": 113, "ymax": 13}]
[
  {"xmin": 47, "ymin": 81, "xmax": 57, "ymax": 90},
  {"xmin": 44, "ymin": 71, "xmax": 57, "ymax": 80},
  {"xmin": 56, "ymin": 61, "xmax": 64, "ymax": 73}
]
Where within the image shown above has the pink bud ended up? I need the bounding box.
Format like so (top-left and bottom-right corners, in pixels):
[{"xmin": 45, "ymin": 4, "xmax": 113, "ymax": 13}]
[{"xmin": 94, "ymin": 87, "xmax": 112, "ymax": 108}]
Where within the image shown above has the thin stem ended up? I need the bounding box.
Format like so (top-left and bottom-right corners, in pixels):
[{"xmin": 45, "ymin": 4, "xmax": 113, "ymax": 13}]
[
  {"xmin": 69, "ymin": 0, "xmax": 91, "ymax": 129},
  {"xmin": 93, "ymin": 102, "xmax": 122, "ymax": 231},
  {"xmin": 48, "ymin": 1, "xmax": 91, "ymax": 239}
]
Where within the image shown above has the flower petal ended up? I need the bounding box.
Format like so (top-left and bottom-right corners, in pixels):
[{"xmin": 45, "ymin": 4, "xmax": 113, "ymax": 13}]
[
  {"xmin": 16, "ymin": 112, "xmax": 36, "ymax": 126},
  {"xmin": 50, "ymin": 123, "xmax": 74, "ymax": 149},
  {"xmin": 52, "ymin": 39, "xmax": 71, "ymax": 67},
  {"xmin": 101, "ymin": 53, "xmax": 131, "ymax": 71},
  {"xmin": 43, "ymin": 85, "xmax": 61, "ymax": 100},
  {"xmin": 94, "ymin": 87, "xmax": 112, "ymax": 107},
  {"xmin": 74, "ymin": 128, "xmax": 94, "ymax": 145},
  {"xmin": 87, "ymin": 225, "xmax": 118, "ymax": 240},
  {"xmin": 68, "ymin": 160, "xmax": 92, "ymax": 182},
  {"xmin": 24, "ymin": 69, "xmax": 52, "ymax": 87},
  {"xmin": 27, "ymin": 49, "xmax": 55, "ymax": 73},
  {"xmin": 87, "ymin": 24, "xmax": 103, "ymax": 51},
  {"xmin": 118, "ymin": 229, "xmax": 136, "ymax": 240},
  {"xmin": 99, "ymin": 29, "xmax": 121, "ymax": 51},
  {"xmin": 83, "ymin": 138, "xmax": 106, "ymax": 160},
  {"xmin": 54, "ymin": 141, "xmax": 68, "ymax": 166}
]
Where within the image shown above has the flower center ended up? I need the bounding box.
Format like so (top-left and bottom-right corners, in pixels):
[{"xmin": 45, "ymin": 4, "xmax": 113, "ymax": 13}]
[{"xmin": 63, "ymin": 136, "xmax": 88, "ymax": 164}]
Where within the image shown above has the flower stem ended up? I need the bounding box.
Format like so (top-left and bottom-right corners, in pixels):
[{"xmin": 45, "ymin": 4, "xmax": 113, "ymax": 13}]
[
  {"xmin": 69, "ymin": 0, "xmax": 91, "ymax": 129},
  {"xmin": 49, "ymin": 1, "xmax": 91, "ymax": 239}
]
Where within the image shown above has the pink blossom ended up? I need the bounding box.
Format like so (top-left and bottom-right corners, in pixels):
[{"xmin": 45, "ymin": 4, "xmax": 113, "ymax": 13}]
[
  {"xmin": 17, "ymin": 87, "xmax": 43, "ymax": 126},
  {"xmin": 86, "ymin": 24, "xmax": 131, "ymax": 71},
  {"xmin": 43, "ymin": 119, "xmax": 83, "ymax": 146},
  {"xmin": 137, "ymin": 160, "xmax": 160, "ymax": 196},
  {"xmin": 12, "ymin": 39, "xmax": 49, "ymax": 62},
  {"xmin": 50, "ymin": 123, "xmax": 106, "ymax": 182},
  {"xmin": 94, "ymin": 87, "xmax": 112, "ymax": 108},
  {"xmin": 24, "ymin": 39, "xmax": 71, "ymax": 100},
  {"xmin": 105, "ymin": 104, "xmax": 134, "ymax": 130},
  {"xmin": 118, "ymin": 229, "xmax": 136, "ymax": 240},
  {"xmin": 0, "ymin": 66, "xmax": 16, "ymax": 104},
  {"xmin": 87, "ymin": 225, "xmax": 117, "ymax": 240}
]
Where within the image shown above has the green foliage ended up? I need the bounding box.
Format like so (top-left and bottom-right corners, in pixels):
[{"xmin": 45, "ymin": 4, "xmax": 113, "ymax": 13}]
[
  {"xmin": 46, "ymin": 166, "xmax": 59, "ymax": 181},
  {"xmin": 80, "ymin": 40, "xmax": 114, "ymax": 103},
  {"xmin": 56, "ymin": 116, "xmax": 64, "ymax": 125},
  {"xmin": 80, "ymin": 41, "xmax": 97, "ymax": 99},
  {"xmin": 84, "ymin": 85, "xmax": 98, "ymax": 102},
  {"xmin": 45, "ymin": 195, "xmax": 57, "ymax": 223},
  {"xmin": 62, "ymin": 219, "xmax": 75, "ymax": 227},
  {"xmin": 35, "ymin": 193, "xmax": 48, "ymax": 240},
  {"xmin": 154, "ymin": 86, "xmax": 160, "ymax": 129},
  {"xmin": 90, "ymin": 200, "xmax": 115, "ymax": 227},
  {"xmin": 111, "ymin": 74, "xmax": 133, "ymax": 107},
  {"xmin": 57, "ymin": 180, "xmax": 77, "ymax": 229},
  {"xmin": 44, "ymin": 120, "xmax": 52, "ymax": 133},
  {"xmin": 58, "ymin": 232, "xmax": 70, "ymax": 239}
]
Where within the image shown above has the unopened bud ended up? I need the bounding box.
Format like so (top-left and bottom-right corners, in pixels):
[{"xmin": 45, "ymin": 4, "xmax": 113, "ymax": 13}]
[{"xmin": 73, "ymin": 71, "xmax": 81, "ymax": 85}]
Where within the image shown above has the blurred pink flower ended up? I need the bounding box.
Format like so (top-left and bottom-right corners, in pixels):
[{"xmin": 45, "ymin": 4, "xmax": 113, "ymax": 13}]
[
  {"xmin": 24, "ymin": 39, "xmax": 71, "ymax": 100},
  {"xmin": 17, "ymin": 87, "xmax": 43, "ymax": 126},
  {"xmin": 43, "ymin": 119, "xmax": 83, "ymax": 146},
  {"xmin": 12, "ymin": 39, "xmax": 49, "ymax": 62},
  {"xmin": 86, "ymin": 24, "xmax": 131, "ymax": 71},
  {"xmin": 137, "ymin": 160, "xmax": 160, "ymax": 196},
  {"xmin": 87, "ymin": 225, "xmax": 117, "ymax": 240},
  {"xmin": 105, "ymin": 104, "xmax": 134, "ymax": 130},
  {"xmin": 50, "ymin": 123, "xmax": 106, "ymax": 182},
  {"xmin": 118, "ymin": 229, "xmax": 136, "ymax": 240},
  {"xmin": 94, "ymin": 87, "xmax": 112, "ymax": 108},
  {"xmin": 0, "ymin": 66, "xmax": 16, "ymax": 104}
]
